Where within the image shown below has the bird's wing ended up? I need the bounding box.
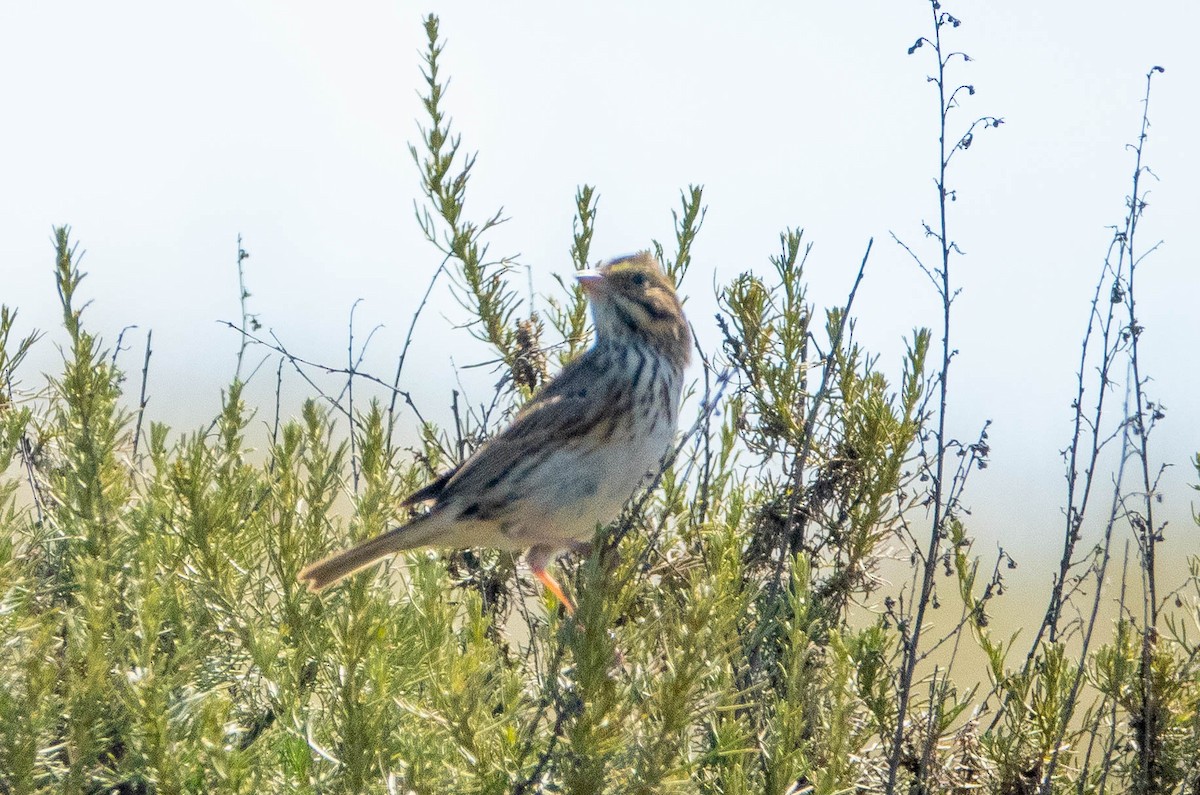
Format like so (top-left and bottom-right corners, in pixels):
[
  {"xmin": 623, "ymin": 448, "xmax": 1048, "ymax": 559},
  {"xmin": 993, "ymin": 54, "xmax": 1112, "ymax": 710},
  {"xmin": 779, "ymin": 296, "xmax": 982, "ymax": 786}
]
[
  {"xmin": 426, "ymin": 353, "xmax": 615, "ymax": 513},
  {"xmin": 401, "ymin": 468, "xmax": 457, "ymax": 506}
]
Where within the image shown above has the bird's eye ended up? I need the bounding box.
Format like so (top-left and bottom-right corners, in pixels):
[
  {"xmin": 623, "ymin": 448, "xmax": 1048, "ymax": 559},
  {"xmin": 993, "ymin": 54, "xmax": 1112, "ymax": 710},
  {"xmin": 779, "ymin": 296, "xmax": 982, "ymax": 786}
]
[{"xmin": 630, "ymin": 273, "xmax": 647, "ymax": 287}]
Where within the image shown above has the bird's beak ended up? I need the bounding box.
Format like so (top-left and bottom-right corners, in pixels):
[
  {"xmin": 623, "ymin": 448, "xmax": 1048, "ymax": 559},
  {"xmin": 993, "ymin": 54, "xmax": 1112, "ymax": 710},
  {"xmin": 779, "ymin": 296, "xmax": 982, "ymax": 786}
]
[{"xmin": 575, "ymin": 269, "xmax": 604, "ymax": 294}]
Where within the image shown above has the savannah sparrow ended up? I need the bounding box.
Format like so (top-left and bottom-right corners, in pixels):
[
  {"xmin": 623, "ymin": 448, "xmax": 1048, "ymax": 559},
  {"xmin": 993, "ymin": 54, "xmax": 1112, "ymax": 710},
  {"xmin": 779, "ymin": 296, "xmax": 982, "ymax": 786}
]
[{"xmin": 298, "ymin": 252, "xmax": 691, "ymax": 612}]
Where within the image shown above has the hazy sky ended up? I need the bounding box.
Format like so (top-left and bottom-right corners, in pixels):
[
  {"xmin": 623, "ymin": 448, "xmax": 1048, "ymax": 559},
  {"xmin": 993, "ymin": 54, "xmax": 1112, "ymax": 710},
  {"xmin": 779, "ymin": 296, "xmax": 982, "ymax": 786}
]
[{"xmin": 2, "ymin": 2, "xmax": 1197, "ymax": 590}]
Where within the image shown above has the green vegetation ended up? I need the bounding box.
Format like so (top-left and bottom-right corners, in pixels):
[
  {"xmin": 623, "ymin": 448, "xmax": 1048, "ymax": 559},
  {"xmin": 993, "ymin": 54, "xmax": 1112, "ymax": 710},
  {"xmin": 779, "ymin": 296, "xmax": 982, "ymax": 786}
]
[{"xmin": 2, "ymin": 7, "xmax": 1196, "ymax": 794}]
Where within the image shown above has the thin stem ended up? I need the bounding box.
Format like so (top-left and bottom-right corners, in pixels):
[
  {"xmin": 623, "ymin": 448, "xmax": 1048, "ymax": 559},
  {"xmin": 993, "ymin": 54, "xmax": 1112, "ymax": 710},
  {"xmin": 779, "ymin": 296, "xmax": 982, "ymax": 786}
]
[
  {"xmin": 889, "ymin": 4, "xmax": 958, "ymax": 790},
  {"xmin": 1126, "ymin": 66, "xmax": 1166, "ymax": 795},
  {"xmin": 387, "ymin": 260, "xmax": 447, "ymax": 443},
  {"xmin": 132, "ymin": 330, "xmax": 153, "ymax": 459},
  {"xmin": 235, "ymin": 234, "xmax": 252, "ymax": 380}
]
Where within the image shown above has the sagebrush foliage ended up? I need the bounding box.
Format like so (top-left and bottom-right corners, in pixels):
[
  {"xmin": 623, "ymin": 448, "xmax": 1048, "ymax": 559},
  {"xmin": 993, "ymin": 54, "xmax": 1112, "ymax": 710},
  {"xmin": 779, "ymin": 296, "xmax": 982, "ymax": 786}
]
[{"xmin": 2, "ymin": 9, "xmax": 1198, "ymax": 795}]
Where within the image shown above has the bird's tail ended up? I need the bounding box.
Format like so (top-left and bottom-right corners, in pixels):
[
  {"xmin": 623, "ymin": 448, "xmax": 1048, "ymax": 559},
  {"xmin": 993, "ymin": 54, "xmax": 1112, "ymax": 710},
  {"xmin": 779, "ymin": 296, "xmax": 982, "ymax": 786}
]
[{"xmin": 297, "ymin": 515, "xmax": 442, "ymax": 591}]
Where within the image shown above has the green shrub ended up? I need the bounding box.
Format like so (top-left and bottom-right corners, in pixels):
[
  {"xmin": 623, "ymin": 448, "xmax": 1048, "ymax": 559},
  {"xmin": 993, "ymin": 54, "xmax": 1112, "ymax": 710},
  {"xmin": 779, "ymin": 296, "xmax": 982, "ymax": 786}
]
[{"xmin": 1, "ymin": 8, "xmax": 1195, "ymax": 795}]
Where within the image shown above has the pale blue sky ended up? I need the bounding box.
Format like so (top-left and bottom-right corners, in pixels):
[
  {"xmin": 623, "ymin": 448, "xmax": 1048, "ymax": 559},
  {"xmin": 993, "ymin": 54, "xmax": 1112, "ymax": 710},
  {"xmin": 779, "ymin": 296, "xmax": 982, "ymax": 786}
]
[{"xmin": 2, "ymin": 2, "xmax": 1197, "ymax": 586}]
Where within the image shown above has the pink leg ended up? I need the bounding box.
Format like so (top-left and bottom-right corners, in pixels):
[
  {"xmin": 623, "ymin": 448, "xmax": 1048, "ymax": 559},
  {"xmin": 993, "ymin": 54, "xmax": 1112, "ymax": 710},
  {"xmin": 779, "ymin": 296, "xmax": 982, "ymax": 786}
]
[{"xmin": 526, "ymin": 545, "xmax": 574, "ymax": 615}]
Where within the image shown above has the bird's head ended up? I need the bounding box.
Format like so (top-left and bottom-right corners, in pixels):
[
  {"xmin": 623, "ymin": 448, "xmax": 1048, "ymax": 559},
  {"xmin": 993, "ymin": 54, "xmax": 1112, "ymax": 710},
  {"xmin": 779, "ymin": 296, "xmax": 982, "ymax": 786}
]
[{"xmin": 576, "ymin": 252, "xmax": 691, "ymax": 368}]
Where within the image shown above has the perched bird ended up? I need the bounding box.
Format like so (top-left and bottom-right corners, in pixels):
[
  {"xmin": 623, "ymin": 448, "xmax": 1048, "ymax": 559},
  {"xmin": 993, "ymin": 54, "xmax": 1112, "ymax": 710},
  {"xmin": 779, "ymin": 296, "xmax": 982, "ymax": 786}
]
[{"xmin": 298, "ymin": 252, "xmax": 690, "ymax": 612}]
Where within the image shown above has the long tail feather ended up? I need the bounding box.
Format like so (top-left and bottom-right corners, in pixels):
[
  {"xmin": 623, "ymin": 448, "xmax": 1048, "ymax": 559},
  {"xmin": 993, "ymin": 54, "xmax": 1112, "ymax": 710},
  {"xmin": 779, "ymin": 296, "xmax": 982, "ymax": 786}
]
[{"xmin": 298, "ymin": 515, "xmax": 440, "ymax": 591}]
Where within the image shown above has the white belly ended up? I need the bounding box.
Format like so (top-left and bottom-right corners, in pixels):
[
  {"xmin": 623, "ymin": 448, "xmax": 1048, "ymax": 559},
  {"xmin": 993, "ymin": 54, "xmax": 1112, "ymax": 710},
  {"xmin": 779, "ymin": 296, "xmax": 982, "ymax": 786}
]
[{"xmin": 507, "ymin": 369, "xmax": 681, "ymax": 546}]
